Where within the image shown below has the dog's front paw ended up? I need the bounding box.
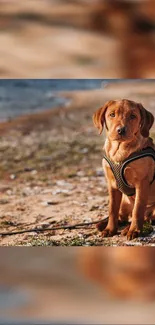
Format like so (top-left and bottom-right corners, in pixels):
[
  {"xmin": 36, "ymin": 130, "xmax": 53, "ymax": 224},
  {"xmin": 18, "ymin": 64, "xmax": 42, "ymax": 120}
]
[
  {"xmin": 127, "ymin": 228, "xmax": 141, "ymax": 241},
  {"xmin": 101, "ymin": 227, "xmax": 117, "ymax": 237}
]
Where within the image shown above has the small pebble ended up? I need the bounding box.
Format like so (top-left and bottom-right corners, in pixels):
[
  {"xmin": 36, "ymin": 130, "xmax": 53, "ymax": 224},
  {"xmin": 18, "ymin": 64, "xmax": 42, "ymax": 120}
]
[{"xmin": 10, "ymin": 174, "xmax": 16, "ymax": 180}]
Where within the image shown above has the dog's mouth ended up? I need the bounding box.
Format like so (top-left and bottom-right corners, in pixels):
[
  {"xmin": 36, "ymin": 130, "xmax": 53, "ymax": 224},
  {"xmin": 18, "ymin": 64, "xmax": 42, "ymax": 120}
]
[
  {"xmin": 109, "ymin": 129, "xmax": 135, "ymax": 142},
  {"xmin": 112, "ymin": 134, "xmax": 133, "ymax": 142}
]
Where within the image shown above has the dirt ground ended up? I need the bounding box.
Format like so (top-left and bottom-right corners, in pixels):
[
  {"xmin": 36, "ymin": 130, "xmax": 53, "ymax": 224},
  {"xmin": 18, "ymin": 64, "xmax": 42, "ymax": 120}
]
[{"xmin": 0, "ymin": 80, "xmax": 155, "ymax": 246}]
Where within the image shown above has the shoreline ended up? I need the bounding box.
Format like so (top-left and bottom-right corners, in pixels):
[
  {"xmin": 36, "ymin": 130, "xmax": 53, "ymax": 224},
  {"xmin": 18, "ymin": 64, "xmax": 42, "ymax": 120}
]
[{"xmin": 0, "ymin": 80, "xmax": 154, "ymax": 135}]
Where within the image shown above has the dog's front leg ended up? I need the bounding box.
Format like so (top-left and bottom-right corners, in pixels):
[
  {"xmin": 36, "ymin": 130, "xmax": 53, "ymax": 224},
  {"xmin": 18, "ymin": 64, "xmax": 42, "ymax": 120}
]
[
  {"xmin": 127, "ymin": 179, "xmax": 149, "ymax": 240},
  {"xmin": 102, "ymin": 187, "xmax": 122, "ymax": 237}
]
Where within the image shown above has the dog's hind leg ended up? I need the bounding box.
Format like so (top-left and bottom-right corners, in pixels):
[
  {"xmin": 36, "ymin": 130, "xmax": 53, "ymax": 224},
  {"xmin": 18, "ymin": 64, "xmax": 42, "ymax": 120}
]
[
  {"xmin": 119, "ymin": 194, "xmax": 132, "ymax": 223},
  {"xmin": 119, "ymin": 195, "xmax": 133, "ymax": 235},
  {"xmin": 97, "ymin": 194, "xmax": 132, "ymax": 232},
  {"xmin": 145, "ymin": 205, "xmax": 155, "ymax": 225},
  {"xmin": 152, "ymin": 207, "xmax": 155, "ymax": 225}
]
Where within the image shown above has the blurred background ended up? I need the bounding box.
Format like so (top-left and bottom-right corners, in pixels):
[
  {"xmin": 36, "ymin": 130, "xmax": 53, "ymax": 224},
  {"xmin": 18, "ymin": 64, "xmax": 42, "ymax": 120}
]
[
  {"xmin": 0, "ymin": 0, "xmax": 154, "ymax": 78},
  {"xmin": 0, "ymin": 0, "xmax": 155, "ymax": 323}
]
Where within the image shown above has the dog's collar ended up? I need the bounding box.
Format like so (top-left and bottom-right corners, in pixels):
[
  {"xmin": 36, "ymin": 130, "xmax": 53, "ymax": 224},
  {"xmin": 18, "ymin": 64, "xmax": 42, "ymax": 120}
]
[{"xmin": 103, "ymin": 146, "xmax": 155, "ymax": 196}]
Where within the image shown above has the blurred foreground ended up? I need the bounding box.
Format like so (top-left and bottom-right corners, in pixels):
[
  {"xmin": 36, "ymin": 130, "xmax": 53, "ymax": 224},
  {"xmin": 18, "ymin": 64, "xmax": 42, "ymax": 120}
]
[
  {"xmin": 0, "ymin": 247, "xmax": 155, "ymax": 324},
  {"xmin": 0, "ymin": 0, "xmax": 154, "ymax": 78}
]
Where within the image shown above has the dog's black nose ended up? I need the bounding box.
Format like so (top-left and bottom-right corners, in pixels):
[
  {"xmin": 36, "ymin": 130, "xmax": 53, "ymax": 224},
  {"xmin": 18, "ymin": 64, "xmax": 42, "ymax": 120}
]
[{"xmin": 117, "ymin": 126, "xmax": 126, "ymax": 135}]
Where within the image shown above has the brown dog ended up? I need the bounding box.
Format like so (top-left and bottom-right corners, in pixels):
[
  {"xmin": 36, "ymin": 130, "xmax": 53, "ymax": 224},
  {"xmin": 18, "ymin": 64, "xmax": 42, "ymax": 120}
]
[{"xmin": 93, "ymin": 99, "xmax": 155, "ymax": 240}]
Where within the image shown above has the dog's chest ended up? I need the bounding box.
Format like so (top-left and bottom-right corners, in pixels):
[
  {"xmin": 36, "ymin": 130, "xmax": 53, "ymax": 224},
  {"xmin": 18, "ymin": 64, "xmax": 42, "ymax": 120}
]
[{"xmin": 103, "ymin": 156, "xmax": 154, "ymax": 190}]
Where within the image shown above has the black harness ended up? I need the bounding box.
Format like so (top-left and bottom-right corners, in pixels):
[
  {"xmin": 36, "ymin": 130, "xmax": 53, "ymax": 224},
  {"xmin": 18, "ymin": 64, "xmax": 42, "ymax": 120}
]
[{"xmin": 103, "ymin": 147, "xmax": 155, "ymax": 196}]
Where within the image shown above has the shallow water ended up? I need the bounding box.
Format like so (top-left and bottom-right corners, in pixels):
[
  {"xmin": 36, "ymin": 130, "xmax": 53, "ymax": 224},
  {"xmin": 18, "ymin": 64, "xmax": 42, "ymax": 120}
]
[
  {"xmin": 0, "ymin": 79, "xmax": 147, "ymax": 121},
  {"xmin": 0, "ymin": 79, "xmax": 106, "ymax": 121}
]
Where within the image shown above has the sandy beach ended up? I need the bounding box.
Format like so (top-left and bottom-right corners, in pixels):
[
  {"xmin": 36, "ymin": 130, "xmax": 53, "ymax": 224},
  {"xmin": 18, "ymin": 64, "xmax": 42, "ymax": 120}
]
[{"xmin": 0, "ymin": 80, "xmax": 154, "ymax": 246}]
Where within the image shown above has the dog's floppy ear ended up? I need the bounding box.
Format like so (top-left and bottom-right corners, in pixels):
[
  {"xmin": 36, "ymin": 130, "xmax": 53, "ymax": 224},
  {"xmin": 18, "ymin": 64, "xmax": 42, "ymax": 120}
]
[
  {"xmin": 93, "ymin": 100, "xmax": 113, "ymax": 134},
  {"xmin": 138, "ymin": 103, "xmax": 154, "ymax": 138}
]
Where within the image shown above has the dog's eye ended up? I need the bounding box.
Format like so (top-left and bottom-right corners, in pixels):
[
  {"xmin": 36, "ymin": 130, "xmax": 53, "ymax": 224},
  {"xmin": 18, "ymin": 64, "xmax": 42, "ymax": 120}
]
[
  {"xmin": 130, "ymin": 114, "xmax": 136, "ymax": 120},
  {"xmin": 110, "ymin": 112, "xmax": 115, "ymax": 117}
]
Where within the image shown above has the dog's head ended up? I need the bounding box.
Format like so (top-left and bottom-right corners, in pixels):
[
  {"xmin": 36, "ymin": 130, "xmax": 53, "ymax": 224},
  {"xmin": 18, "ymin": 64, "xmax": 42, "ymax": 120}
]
[{"xmin": 93, "ymin": 99, "xmax": 154, "ymax": 141}]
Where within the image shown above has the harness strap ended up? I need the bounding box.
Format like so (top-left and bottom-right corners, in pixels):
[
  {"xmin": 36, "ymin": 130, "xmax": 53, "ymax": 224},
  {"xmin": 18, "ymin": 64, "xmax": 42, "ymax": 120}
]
[{"xmin": 103, "ymin": 147, "xmax": 155, "ymax": 196}]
